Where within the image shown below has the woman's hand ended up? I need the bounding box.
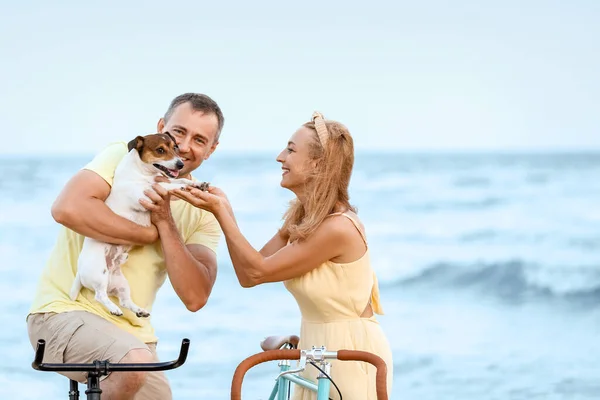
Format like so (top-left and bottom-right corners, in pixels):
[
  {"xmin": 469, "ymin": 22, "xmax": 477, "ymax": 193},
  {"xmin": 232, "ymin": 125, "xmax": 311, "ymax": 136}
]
[{"xmin": 172, "ymin": 185, "xmax": 231, "ymax": 216}]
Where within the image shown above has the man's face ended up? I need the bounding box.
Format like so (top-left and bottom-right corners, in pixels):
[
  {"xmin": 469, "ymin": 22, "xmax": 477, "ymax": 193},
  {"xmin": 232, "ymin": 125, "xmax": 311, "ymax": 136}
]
[{"xmin": 157, "ymin": 102, "xmax": 220, "ymax": 178}]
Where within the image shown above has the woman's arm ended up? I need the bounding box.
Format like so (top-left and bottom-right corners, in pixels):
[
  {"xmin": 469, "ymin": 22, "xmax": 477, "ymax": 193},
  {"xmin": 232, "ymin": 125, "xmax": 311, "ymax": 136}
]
[
  {"xmin": 259, "ymin": 228, "xmax": 289, "ymax": 257},
  {"xmin": 171, "ymin": 187, "xmax": 348, "ymax": 287}
]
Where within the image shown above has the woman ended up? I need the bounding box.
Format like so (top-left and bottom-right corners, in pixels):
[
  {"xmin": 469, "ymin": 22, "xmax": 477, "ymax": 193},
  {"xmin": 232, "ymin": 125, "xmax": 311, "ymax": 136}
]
[{"xmin": 172, "ymin": 112, "xmax": 393, "ymax": 399}]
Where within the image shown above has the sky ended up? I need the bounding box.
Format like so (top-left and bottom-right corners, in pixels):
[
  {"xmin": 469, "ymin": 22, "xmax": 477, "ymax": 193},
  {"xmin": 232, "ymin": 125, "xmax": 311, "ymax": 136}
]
[{"xmin": 0, "ymin": 0, "xmax": 598, "ymax": 155}]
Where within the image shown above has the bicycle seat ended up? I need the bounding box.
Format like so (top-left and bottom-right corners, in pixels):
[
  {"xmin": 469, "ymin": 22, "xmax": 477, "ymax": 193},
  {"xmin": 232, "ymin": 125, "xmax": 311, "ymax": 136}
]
[{"xmin": 260, "ymin": 334, "xmax": 300, "ymax": 351}]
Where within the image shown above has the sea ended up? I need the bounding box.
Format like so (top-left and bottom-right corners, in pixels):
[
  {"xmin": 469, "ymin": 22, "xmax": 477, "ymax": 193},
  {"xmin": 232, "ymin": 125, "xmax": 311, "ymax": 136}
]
[{"xmin": 1, "ymin": 150, "xmax": 599, "ymax": 399}]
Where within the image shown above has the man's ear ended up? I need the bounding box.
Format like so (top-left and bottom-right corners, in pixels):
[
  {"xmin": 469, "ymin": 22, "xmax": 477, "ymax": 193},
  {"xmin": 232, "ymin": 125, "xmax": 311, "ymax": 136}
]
[
  {"xmin": 157, "ymin": 118, "xmax": 165, "ymax": 133},
  {"xmin": 127, "ymin": 136, "xmax": 145, "ymax": 152},
  {"xmin": 205, "ymin": 141, "xmax": 219, "ymax": 160}
]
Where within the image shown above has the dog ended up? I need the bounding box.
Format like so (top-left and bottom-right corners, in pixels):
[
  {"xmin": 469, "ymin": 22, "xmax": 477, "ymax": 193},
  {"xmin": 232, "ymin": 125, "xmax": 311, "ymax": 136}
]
[{"xmin": 70, "ymin": 132, "xmax": 209, "ymax": 318}]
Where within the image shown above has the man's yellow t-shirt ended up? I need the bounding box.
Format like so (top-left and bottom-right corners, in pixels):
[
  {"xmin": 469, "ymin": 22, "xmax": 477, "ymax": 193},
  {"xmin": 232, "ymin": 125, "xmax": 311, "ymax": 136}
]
[{"xmin": 28, "ymin": 142, "xmax": 221, "ymax": 343}]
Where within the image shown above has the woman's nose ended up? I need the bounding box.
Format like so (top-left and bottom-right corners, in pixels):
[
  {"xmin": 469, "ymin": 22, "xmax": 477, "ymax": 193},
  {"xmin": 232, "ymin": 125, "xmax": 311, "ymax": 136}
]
[{"xmin": 276, "ymin": 150, "xmax": 285, "ymax": 162}]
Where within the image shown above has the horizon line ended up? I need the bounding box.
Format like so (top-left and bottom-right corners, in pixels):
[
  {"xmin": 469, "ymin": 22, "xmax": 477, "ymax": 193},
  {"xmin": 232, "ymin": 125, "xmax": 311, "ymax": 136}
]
[{"xmin": 1, "ymin": 146, "xmax": 599, "ymax": 159}]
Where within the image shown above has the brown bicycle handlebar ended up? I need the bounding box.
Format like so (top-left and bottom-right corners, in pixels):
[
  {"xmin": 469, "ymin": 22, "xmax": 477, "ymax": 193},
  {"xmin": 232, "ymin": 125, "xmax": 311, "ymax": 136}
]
[
  {"xmin": 337, "ymin": 350, "xmax": 388, "ymax": 400},
  {"xmin": 230, "ymin": 349, "xmax": 388, "ymax": 400}
]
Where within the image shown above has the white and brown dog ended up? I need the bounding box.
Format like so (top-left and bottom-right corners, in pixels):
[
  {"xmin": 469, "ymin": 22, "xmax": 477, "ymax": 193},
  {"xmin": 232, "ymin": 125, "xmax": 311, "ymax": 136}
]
[{"xmin": 70, "ymin": 132, "xmax": 208, "ymax": 317}]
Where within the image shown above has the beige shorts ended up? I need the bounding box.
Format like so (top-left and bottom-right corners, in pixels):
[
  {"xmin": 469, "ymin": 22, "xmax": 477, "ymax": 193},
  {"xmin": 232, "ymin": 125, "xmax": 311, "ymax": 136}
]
[{"xmin": 27, "ymin": 311, "xmax": 171, "ymax": 400}]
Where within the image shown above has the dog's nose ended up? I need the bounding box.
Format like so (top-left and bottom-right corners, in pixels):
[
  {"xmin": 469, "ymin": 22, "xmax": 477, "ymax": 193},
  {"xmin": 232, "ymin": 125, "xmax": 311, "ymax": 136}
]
[{"xmin": 176, "ymin": 159, "xmax": 184, "ymax": 170}]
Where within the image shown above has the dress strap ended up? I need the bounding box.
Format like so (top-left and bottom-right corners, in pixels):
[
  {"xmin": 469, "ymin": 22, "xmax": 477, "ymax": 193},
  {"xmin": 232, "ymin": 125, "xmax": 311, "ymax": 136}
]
[{"xmin": 328, "ymin": 212, "xmax": 368, "ymax": 246}]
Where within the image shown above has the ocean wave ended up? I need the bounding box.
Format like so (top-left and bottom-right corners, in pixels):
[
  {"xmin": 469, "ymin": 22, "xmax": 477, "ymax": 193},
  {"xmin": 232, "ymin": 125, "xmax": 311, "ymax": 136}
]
[
  {"xmin": 405, "ymin": 197, "xmax": 505, "ymax": 212},
  {"xmin": 453, "ymin": 176, "xmax": 491, "ymax": 188},
  {"xmin": 525, "ymin": 173, "xmax": 549, "ymax": 184},
  {"xmin": 568, "ymin": 237, "xmax": 600, "ymax": 251},
  {"xmin": 388, "ymin": 260, "xmax": 600, "ymax": 305}
]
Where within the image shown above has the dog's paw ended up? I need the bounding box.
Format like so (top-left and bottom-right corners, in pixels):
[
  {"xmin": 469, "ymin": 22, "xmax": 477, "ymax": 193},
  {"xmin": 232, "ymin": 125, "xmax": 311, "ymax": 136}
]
[
  {"xmin": 136, "ymin": 309, "xmax": 150, "ymax": 318},
  {"xmin": 194, "ymin": 182, "xmax": 210, "ymax": 191},
  {"xmin": 110, "ymin": 309, "xmax": 124, "ymax": 316}
]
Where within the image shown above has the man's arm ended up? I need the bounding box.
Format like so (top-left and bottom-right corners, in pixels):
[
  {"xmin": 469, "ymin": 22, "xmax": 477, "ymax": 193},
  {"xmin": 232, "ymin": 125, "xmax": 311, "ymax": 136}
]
[
  {"xmin": 154, "ymin": 218, "xmax": 217, "ymax": 311},
  {"xmin": 141, "ymin": 183, "xmax": 218, "ymax": 311},
  {"xmin": 51, "ymin": 169, "xmax": 158, "ymax": 245}
]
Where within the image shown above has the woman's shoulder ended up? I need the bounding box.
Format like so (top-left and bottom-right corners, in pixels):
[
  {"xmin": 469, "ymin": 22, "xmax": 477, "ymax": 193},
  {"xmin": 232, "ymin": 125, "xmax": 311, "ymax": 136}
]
[
  {"xmin": 320, "ymin": 211, "xmax": 368, "ymax": 263},
  {"xmin": 320, "ymin": 211, "xmax": 366, "ymax": 241},
  {"xmin": 327, "ymin": 210, "xmax": 365, "ymax": 230}
]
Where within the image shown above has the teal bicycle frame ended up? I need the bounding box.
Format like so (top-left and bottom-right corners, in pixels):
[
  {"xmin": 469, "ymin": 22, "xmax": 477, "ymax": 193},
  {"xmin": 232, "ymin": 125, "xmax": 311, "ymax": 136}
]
[{"xmin": 267, "ymin": 346, "xmax": 334, "ymax": 400}]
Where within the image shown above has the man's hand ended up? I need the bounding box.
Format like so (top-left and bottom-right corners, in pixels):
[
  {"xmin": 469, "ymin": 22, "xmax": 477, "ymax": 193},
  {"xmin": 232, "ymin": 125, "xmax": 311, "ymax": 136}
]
[{"xmin": 140, "ymin": 183, "xmax": 173, "ymax": 225}]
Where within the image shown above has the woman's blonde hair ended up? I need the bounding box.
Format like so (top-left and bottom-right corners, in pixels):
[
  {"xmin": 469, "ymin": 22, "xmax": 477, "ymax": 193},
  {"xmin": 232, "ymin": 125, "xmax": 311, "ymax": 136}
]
[{"xmin": 281, "ymin": 113, "xmax": 356, "ymax": 242}]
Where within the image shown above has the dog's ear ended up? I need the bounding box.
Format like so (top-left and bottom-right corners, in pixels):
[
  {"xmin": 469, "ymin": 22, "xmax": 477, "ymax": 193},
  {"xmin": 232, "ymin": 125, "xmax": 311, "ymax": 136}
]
[
  {"xmin": 164, "ymin": 131, "xmax": 176, "ymax": 144},
  {"xmin": 164, "ymin": 131, "xmax": 179, "ymax": 150},
  {"xmin": 127, "ymin": 136, "xmax": 145, "ymax": 153},
  {"xmin": 163, "ymin": 131, "xmax": 180, "ymax": 153}
]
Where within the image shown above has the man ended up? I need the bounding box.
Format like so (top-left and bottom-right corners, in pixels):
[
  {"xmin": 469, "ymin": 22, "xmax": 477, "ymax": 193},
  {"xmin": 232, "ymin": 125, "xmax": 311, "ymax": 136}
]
[{"xmin": 26, "ymin": 93, "xmax": 224, "ymax": 400}]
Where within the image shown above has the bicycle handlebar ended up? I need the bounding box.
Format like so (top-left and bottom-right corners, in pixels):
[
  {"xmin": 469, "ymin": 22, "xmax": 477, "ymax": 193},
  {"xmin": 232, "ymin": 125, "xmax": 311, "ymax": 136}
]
[
  {"xmin": 230, "ymin": 348, "xmax": 388, "ymax": 400},
  {"xmin": 32, "ymin": 338, "xmax": 190, "ymax": 374}
]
